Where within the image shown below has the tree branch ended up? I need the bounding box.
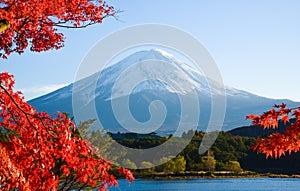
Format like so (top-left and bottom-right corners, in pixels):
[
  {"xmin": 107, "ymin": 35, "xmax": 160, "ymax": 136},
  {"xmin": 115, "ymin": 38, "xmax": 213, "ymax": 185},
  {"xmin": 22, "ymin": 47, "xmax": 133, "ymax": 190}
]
[
  {"xmin": 0, "ymin": 84, "xmax": 37, "ymax": 130},
  {"xmin": 51, "ymin": 10, "xmax": 123, "ymax": 29}
]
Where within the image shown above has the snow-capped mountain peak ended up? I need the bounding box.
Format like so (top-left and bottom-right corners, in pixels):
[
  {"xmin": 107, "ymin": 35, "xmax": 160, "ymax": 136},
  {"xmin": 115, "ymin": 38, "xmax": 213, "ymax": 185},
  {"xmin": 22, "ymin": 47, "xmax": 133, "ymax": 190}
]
[
  {"xmin": 28, "ymin": 49, "xmax": 300, "ymax": 133},
  {"xmin": 94, "ymin": 49, "xmax": 215, "ymax": 99}
]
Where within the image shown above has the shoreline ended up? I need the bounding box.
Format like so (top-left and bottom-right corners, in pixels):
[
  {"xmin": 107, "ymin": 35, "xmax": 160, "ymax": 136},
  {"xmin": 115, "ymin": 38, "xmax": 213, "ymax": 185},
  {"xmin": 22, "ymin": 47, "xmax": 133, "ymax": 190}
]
[{"xmin": 132, "ymin": 171, "xmax": 300, "ymax": 180}]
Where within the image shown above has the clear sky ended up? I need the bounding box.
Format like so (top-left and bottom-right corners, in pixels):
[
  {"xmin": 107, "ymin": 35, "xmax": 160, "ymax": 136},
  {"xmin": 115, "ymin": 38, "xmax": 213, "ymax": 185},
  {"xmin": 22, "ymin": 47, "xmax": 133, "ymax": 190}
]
[{"xmin": 1, "ymin": 0, "xmax": 300, "ymax": 101}]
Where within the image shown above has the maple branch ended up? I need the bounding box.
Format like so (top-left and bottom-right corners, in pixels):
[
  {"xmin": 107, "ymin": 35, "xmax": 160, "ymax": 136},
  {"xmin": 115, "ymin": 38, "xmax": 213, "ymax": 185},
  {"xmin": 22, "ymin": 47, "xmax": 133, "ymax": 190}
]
[
  {"xmin": 0, "ymin": 98, "xmax": 43, "ymax": 170},
  {"xmin": 51, "ymin": 10, "xmax": 123, "ymax": 29},
  {"xmin": 0, "ymin": 84, "xmax": 37, "ymax": 131},
  {"xmin": 53, "ymin": 21, "xmax": 96, "ymax": 29},
  {"xmin": 16, "ymin": 16, "xmax": 30, "ymax": 33},
  {"xmin": 0, "ymin": 84, "xmax": 57, "ymax": 138}
]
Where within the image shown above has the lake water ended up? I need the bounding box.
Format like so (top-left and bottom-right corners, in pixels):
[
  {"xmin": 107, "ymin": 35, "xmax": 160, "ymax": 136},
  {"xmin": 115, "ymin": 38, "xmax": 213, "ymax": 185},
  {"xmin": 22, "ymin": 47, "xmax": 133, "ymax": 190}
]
[{"xmin": 110, "ymin": 178, "xmax": 300, "ymax": 191}]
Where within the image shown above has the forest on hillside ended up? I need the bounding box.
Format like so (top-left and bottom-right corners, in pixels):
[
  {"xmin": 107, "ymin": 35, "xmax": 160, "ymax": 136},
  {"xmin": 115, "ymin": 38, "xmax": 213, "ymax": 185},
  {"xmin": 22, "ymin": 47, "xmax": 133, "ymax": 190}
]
[{"xmin": 80, "ymin": 118, "xmax": 300, "ymax": 176}]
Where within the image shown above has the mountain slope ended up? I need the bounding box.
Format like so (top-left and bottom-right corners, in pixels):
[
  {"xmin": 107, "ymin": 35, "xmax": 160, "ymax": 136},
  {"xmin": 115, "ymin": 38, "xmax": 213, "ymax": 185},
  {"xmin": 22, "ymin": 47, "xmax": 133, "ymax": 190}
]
[{"xmin": 29, "ymin": 49, "xmax": 299, "ymax": 133}]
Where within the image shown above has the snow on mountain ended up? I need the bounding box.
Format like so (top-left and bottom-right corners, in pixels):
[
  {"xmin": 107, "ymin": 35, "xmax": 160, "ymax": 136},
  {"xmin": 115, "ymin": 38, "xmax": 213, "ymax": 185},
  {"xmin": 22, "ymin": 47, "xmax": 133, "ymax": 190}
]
[
  {"xmin": 94, "ymin": 49, "xmax": 223, "ymax": 101},
  {"xmin": 29, "ymin": 49, "xmax": 300, "ymax": 133}
]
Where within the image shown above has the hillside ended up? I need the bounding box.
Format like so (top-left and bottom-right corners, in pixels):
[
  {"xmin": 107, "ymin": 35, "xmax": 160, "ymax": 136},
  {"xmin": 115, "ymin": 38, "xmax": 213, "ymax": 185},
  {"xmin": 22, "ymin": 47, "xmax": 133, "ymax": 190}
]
[
  {"xmin": 228, "ymin": 120, "xmax": 300, "ymax": 174},
  {"xmin": 228, "ymin": 119, "xmax": 295, "ymax": 138}
]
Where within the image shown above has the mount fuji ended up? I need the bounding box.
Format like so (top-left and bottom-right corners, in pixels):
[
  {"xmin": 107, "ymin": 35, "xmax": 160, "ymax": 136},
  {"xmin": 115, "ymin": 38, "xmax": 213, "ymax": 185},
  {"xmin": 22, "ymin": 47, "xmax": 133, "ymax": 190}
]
[{"xmin": 29, "ymin": 49, "xmax": 299, "ymax": 134}]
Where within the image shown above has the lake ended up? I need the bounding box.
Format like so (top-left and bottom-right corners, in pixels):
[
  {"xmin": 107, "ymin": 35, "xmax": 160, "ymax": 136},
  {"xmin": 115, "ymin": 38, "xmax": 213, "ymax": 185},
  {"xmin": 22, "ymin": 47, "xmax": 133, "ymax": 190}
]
[{"xmin": 110, "ymin": 178, "xmax": 300, "ymax": 191}]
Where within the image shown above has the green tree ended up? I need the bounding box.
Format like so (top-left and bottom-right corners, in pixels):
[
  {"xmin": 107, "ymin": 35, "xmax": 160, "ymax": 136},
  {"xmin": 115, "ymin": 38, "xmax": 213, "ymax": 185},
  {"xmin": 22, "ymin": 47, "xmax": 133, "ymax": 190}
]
[
  {"xmin": 140, "ymin": 161, "xmax": 155, "ymax": 174},
  {"xmin": 173, "ymin": 155, "xmax": 186, "ymax": 173},
  {"xmin": 225, "ymin": 161, "xmax": 242, "ymax": 172},
  {"xmin": 156, "ymin": 155, "xmax": 186, "ymax": 173},
  {"xmin": 122, "ymin": 159, "xmax": 137, "ymax": 170},
  {"xmin": 77, "ymin": 119, "xmax": 127, "ymax": 164},
  {"xmin": 156, "ymin": 156, "xmax": 175, "ymax": 173},
  {"xmin": 201, "ymin": 150, "xmax": 216, "ymax": 172},
  {"xmin": 140, "ymin": 161, "xmax": 154, "ymax": 169}
]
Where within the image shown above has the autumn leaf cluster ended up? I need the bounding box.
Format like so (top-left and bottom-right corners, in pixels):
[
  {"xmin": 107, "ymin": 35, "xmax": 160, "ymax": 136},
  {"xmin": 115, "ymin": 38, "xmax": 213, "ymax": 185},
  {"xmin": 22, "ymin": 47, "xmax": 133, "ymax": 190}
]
[
  {"xmin": 0, "ymin": 0, "xmax": 114, "ymax": 58},
  {"xmin": 247, "ymin": 104, "xmax": 300, "ymax": 159},
  {"xmin": 0, "ymin": 72, "xmax": 134, "ymax": 190}
]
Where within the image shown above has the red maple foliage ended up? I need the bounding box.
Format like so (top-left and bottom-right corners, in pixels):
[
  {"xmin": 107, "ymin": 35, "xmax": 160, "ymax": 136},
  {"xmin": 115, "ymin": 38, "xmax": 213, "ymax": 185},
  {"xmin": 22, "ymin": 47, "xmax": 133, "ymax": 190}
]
[
  {"xmin": 0, "ymin": 0, "xmax": 115, "ymax": 58},
  {"xmin": 0, "ymin": 72, "xmax": 134, "ymax": 190},
  {"xmin": 247, "ymin": 104, "xmax": 300, "ymax": 159}
]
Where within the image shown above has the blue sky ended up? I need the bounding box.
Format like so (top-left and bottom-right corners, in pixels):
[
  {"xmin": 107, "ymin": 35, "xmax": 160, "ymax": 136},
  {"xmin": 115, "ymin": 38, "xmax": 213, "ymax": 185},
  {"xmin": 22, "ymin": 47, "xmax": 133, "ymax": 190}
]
[{"xmin": 1, "ymin": 0, "xmax": 300, "ymax": 101}]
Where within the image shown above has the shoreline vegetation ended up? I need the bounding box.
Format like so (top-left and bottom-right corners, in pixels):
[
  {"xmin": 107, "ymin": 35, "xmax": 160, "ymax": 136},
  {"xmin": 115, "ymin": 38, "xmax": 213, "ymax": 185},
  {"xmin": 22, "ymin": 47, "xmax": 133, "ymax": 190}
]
[
  {"xmin": 102, "ymin": 123, "xmax": 300, "ymax": 177},
  {"xmin": 83, "ymin": 123, "xmax": 300, "ymax": 181}
]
